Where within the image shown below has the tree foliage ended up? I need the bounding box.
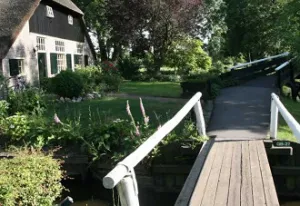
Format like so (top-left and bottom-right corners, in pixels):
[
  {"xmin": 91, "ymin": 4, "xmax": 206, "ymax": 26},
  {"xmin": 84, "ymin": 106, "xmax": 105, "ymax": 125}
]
[{"xmin": 166, "ymin": 38, "xmax": 212, "ymax": 75}]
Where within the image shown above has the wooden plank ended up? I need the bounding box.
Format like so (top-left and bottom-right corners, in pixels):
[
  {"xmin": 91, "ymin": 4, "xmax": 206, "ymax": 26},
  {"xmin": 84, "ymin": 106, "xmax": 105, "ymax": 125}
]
[
  {"xmin": 241, "ymin": 141, "xmax": 254, "ymax": 206},
  {"xmin": 188, "ymin": 140, "xmax": 218, "ymax": 206},
  {"xmin": 257, "ymin": 141, "xmax": 280, "ymax": 206},
  {"xmin": 214, "ymin": 142, "xmax": 233, "ymax": 206},
  {"xmin": 175, "ymin": 139, "xmax": 214, "ymax": 206},
  {"xmin": 200, "ymin": 142, "xmax": 225, "ymax": 206},
  {"xmin": 249, "ymin": 141, "xmax": 266, "ymax": 206},
  {"xmin": 227, "ymin": 141, "xmax": 242, "ymax": 206}
]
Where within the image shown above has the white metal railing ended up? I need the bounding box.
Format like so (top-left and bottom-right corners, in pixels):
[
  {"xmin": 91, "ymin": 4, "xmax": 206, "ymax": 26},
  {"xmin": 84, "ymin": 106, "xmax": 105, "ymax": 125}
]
[
  {"xmin": 275, "ymin": 59, "xmax": 292, "ymax": 71},
  {"xmin": 270, "ymin": 93, "xmax": 300, "ymax": 141},
  {"xmin": 229, "ymin": 52, "xmax": 289, "ymax": 71},
  {"xmin": 103, "ymin": 92, "xmax": 206, "ymax": 206}
]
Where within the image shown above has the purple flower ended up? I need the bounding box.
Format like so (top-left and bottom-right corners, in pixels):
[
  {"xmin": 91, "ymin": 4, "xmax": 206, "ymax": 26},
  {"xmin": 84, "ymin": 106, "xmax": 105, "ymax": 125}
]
[{"xmin": 54, "ymin": 113, "xmax": 62, "ymax": 124}]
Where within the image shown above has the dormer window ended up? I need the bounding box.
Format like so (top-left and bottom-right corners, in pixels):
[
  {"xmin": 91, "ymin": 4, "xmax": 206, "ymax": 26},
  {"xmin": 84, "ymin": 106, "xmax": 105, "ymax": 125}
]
[
  {"xmin": 68, "ymin": 15, "xmax": 73, "ymax": 25},
  {"xmin": 46, "ymin": 6, "xmax": 54, "ymax": 18}
]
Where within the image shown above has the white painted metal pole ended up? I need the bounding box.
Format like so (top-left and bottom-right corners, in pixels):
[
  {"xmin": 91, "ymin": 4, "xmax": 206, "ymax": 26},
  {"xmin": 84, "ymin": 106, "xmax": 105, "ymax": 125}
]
[
  {"xmin": 193, "ymin": 100, "xmax": 206, "ymax": 136},
  {"xmin": 117, "ymin": 176, "xmax": 140, "ymax": 206},
  {"xmin": 270, "ymin": 97, "xmax": 278, "ymax": 140},
  {"xmin": 103, "ymin": 92, "xmax": 203, "ymax": 189},
  {"xmin": 271, "ymin": 93, "xmax": 300, "ymax": 142},
  {"xmin": 229, "ymin": 52, "xmax": 289, "ymax": 70}
]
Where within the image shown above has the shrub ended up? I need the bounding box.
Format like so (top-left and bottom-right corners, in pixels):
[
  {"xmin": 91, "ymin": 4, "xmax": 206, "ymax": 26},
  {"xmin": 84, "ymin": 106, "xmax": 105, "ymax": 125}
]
[
  {"xmin": 75, "ymin": 66, "xmax": 102, "ymax": 93},
  {"xmin": 118, "ymin": 56, "xmax": 142, "ymax": 80},
  {"xmin": 100, "ymin": 61, "xmax": 123, "ymax": 92},
  {"xmin": 8, "ymin": 88, "xmax": 47, "ymax": 115},
  {"xmin": 0, "ymin": 150, "xmax": 63, "ymax": 206},
  {"xmin": 0, "ymin": 100, "xmax": 9, "ymax": 119},
  {"xmin": 51, "ymin": 70, "xmax": 84, "ymax": 98}
]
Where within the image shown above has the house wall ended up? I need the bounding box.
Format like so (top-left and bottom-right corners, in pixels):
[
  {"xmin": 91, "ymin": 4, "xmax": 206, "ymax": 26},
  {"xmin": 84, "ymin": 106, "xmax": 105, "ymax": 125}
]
[
  {"xmin": 2, "ymin": 21, "xmax": 94, "ymax": 85},
  {"xmin": 29, "ymin": 2, "xmax": 84, "ymax": 42},
  {"xmin": 2, "ymin": 22, "xmax": 38, "ymax": 85}
]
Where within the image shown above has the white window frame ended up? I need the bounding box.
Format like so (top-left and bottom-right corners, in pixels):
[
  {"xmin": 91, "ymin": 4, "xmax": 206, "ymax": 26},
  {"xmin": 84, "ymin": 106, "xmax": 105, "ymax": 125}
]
[
  {"xmin": 46, "ymin": 6, "xmax": 54, "ymax": 18},
  {"xmin": 55, "ymin": 41, "xmax": 65, "ymax": 52},
  {"xmin": 9, "ymin": 58, "xmax": 24, "ymax": 77},
  {"xmin": 77, "ymin": 43, "xmax": 83, "ymax": 54},
  {"xmin": 36, "ymin": 37, "xmax": 46, "ymax": 51},
  {"xmin": 68, "ymin": 15, "xmax": 74, "ymax": 25},
  {"xmin": 57, "ymin": 54, "xmax": 66, "ymax": 71}
]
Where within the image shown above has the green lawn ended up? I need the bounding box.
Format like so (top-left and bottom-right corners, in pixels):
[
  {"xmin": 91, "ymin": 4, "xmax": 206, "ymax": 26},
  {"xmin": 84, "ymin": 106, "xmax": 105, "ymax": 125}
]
[
  {"xmin": 119, "ymin": 81, "xmax": 182, "ymax": 98},
  {"xmin": 46, "ymin": 97, "xmax": 185, "ymax": 128},
  {"xmin": 278, "ymin": 97, "xmax": 300, "ymax": 142}
]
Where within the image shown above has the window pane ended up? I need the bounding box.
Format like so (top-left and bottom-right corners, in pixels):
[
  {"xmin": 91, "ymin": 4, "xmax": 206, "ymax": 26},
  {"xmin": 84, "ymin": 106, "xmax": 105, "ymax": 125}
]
[{"xmin": 9, "ymin": 59, "xmax": 23, "ymax": 76}]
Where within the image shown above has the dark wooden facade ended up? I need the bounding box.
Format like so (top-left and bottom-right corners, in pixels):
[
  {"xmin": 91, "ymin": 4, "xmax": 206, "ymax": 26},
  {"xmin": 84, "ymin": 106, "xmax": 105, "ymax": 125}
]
[{"xmin": 29, "ymin": 2, "xmax": 84, "ymax": 42}]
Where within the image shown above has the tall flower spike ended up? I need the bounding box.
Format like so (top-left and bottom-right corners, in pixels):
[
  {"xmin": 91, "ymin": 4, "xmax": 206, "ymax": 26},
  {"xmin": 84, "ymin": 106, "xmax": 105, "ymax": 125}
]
[
  {"xmin": 126, "ymin": 100, "xmax": 132, "ymax": 117},
  {"xmin": 140, "ymin": 98, "xmax": 149, "ymax": 126},
  {"xmin": 54, "ymin": 113, "xmax": 62, "ymax": 124}
]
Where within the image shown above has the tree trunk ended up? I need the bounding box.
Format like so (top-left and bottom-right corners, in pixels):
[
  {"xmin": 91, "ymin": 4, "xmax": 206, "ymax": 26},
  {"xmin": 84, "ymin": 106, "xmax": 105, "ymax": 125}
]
[
  {"xmin": 97, "ymin": 32, "xmax": 108, "ymax": 61},
  {"xmin": 112, "ymin": 43, "xmax": 122, "ymax": 62}
]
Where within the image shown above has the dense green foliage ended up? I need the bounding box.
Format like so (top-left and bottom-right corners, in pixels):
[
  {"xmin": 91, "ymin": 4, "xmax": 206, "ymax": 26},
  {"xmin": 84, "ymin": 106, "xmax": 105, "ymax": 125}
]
[
  {"xmin": 118, "ymin": 56, "xmax": 142, "ymax": 80},
  {"xmin": 0, "ymin": 150, "xmax": 63, "ymax": 206},
  {"xmin": 51, "ymin": 70, "xmax": 84, "ymax": 98},
  {"xmin": 165, "ymin": 38, "xmax": 212, "ymax": 75},
  {"xmin": 7, "ymin": 88, "xmax": 47, "ymax": 115},
  {"xmin": 75, "ymin": 66, "xmax": 103, "ymax": 93}
]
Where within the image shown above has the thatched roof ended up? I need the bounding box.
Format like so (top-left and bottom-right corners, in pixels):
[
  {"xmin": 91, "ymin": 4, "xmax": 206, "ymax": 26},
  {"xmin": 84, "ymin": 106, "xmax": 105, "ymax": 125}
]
[
  {"xmin": 0, "ymin": 0, "xmax": 85, "ymax": 59},
  {"xmin": 51, "ymin": 0, "xmax": 83, "ymax": 15}
]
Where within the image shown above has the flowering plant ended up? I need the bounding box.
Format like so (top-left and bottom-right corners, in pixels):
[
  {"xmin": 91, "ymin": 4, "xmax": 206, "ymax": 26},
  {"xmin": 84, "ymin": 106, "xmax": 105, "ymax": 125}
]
[{"xmin": 101, "ymin": 61, "xmax": 119, "ymax": 74}]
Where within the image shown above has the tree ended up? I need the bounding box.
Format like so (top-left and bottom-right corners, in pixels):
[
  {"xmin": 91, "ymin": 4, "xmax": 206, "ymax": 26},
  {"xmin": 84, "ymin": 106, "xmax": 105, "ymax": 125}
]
[{"xmin": 165, "ymin": 37, "xmax": 212, "ymax": 75}]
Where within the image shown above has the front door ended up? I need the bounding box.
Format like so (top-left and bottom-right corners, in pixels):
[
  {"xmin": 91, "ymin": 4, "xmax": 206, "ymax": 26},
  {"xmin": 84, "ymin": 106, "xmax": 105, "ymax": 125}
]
[
  {"xmin": 38, "ymin": 53, "xmax": 47, "ymax": 83},
  {"xmin": 66, "ymin": 54, "xmax": 72, "ymax": 70}
]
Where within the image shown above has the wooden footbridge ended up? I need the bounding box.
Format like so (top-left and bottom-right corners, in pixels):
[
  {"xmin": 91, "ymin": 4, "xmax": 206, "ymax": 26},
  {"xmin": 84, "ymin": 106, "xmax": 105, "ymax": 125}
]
[{"xmin": 103, "ymin": 53, "xmax": 300, "ymax": 206}]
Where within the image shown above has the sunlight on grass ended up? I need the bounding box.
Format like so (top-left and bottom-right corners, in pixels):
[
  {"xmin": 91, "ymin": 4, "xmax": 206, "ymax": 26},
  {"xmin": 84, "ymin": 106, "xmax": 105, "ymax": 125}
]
[
  {"xmin": 45, "ymin": 97, "xmax": 185, "ymax": 128},
  {"xmin": 120, "ymin": 81, "xmax": 182, "ymax": 98},
  {"xmin": 277, "ymin": 96, "xmax": 300, "ymax": 142}
]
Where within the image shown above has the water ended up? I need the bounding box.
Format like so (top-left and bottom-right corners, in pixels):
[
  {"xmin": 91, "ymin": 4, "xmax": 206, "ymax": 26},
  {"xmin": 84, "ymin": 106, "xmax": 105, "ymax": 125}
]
[
  {"xmin": 281, "ymin": 201, "xmax": 300, "ymax": 206},
  {"xmin": 72, "ymin": 200, "xmax": 108, "ymax": 206}
]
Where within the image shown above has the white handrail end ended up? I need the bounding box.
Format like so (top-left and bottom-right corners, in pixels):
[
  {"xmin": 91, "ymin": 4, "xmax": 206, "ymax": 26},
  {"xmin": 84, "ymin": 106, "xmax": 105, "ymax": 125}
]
[{"xmin": 103, "ymin": 164, "xmax": 128, "ymax": 189}]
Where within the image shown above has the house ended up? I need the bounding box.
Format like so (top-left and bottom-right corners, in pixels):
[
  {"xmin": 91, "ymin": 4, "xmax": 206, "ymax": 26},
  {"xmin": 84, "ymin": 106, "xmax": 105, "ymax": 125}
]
[{"xmin": 0, "ymin": 0, "xmax": 96, "ymax": 86}]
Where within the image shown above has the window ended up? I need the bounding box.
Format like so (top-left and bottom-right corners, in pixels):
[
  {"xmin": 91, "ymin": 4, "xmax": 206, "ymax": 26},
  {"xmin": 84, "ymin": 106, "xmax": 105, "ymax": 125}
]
[
  {"xmin": 74, "ymin": 55, "xmax": 83, "ymax": 68},
  {"xmin": 55, "ymin": 41, "xmax": 65, "ymax": 52},
  {"xmin": 68, "ymin": 15, "xmax": 73, "ymax": 25},
  {"xmin": 36, "ymin": 37, "xmax": 45, "ymax": 51},
  {"xmin": 9, "ymin": 59, "xmax": 24, "ymax": 76},
  {"xmin": 57, "ymin": 54, "xmax": 66, "ymax": 71},
  {"xmin": 46, "ymin": 6, "xmax": 54, "ymax": 18},
  {"xmin": 77, "ymin": 44, "xmax": 83, "ymax": 54}
]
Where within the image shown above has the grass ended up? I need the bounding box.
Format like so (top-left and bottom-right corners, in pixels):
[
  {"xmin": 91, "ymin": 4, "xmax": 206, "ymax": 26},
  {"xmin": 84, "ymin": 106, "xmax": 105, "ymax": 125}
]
[
  {"xmin": 119, "ymin": 81, "xmax": 182, "ymax": 98},
  {"xmin": 277, "ymin": 96, "xmax": 300, "ymax": 142},
  {"xmin": 45, "ymin": 97, "xmax": 185, "ymax": 128}
]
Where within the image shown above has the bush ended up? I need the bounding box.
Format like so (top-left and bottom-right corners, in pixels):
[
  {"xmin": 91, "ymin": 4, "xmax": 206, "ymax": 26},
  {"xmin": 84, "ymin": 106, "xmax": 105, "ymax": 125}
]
[
  {"xmin": 75, "ymin": 66, "xmax": 102, "ymax": 93},
  {"xmin": 2, "ymin": 113, "xmax": 31, "ymax": 142},
  {"xmin": 8, "ymin": 88, "xmax": 47, "ymax": 115},
  {"xmin": 100, "ymin": 61, "xmax": 123, "ymax": 92},
  {"xmin": 0, "ymin": 150, "xmax": 63, "ymax": 206},
  {"xmin": 51, "ymin": 70, "xmax": 84, "ymax": 98},
  {"xmin": 101, "ymin": 73, "xmax": 123, "ymax": 92},
  {"xmin": 118, "ymin": 56, "xmax": 142, "ymax": 80}
]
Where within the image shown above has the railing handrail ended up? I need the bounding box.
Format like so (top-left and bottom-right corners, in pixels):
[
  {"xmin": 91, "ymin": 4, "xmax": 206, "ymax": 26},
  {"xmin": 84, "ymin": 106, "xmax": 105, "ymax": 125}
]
[
  {"xmin": 103, "ymin": 92, "xmax": 205, "ymax": 189},
  {"xmin": 270, "ymin": 93, "xmax": 300, "ymax": 142},
  {"xmin": 274, "ymin": 59, "xmax": 294, "ymax": 71},
  {"xmin": 229, "ymin": 52, "xmax": 289, "ymax": 71}
]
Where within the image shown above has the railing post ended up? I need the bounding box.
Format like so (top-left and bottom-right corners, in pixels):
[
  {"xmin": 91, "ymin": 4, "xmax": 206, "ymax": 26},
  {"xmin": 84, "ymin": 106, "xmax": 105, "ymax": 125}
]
[
  {"xmin": 270, "ymin": 96, "xmax": 279, "ymax": 140},
  {"xmin": 193, "ymin": 100, "xmax": 206, "ymax": 136},
  {"xmin": 117, "ymin": 176, "xmax": 139, "ymax": 206}
]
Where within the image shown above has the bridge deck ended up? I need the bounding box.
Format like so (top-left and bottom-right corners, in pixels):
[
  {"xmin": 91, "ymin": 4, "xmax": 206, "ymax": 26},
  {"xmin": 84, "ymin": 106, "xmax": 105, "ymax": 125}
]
[{"xmin": 176, "ymin": 139, "xmax": 279, "ymax": 206}]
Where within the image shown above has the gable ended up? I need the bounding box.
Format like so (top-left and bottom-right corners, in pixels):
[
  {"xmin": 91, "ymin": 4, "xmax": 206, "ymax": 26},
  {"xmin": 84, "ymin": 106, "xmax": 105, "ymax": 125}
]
[{"xmin": 29, "ymin": 2, "xmax": 84, "ymax": 42}]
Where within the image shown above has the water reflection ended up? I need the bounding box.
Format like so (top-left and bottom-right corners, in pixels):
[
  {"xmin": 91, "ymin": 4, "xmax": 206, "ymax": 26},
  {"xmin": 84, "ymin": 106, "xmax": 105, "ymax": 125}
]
[
  {"xmin": 72, "ymin": 200, "xmax": 108, "ymax": 206},
  {"xmin": 281, "ymin": 202, "xmax": 300, "ymax": 206}
]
